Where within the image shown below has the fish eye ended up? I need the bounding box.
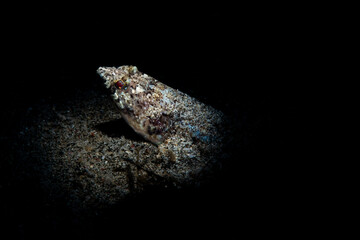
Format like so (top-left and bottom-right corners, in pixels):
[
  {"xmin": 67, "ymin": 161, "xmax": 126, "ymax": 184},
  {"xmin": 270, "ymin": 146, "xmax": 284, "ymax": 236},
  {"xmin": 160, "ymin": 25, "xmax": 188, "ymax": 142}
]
[{"xmin": 114, "ymin": 79, "xmax": 128, "ymax": 90}]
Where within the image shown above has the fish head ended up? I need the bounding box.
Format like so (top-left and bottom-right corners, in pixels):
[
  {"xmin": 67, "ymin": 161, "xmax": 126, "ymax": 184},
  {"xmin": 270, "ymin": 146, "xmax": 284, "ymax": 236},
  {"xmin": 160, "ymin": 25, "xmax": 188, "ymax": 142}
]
[{"xmin": 97, "ymin": 65, "xmax": 167, "ymax": 145}]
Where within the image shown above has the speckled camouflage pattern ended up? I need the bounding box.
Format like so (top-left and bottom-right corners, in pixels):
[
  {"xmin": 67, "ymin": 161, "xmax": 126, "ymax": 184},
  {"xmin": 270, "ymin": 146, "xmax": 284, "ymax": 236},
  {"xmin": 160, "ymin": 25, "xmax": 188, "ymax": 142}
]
[{"xmin": 97, "ymin": 66, "xmax": 227, "ymax": 181}]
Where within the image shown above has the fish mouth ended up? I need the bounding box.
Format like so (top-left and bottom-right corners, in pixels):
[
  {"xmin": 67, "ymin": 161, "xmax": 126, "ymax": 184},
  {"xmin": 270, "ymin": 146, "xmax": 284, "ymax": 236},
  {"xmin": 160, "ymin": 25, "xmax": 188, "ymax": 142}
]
[
  {"xmin": 97, "ymin": 67, "xmax": 115, "ymax": 88},
  {"xmin": 96, "ymin": 67, "xmax": 108, "ymax": 78}
]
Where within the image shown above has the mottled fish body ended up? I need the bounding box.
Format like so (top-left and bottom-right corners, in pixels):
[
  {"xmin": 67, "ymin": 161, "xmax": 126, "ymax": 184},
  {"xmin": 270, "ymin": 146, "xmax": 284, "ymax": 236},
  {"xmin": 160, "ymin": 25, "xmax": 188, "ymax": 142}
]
[{"xmin": 97, "ymin": 66, "xmax": 226, "ymax": 163}]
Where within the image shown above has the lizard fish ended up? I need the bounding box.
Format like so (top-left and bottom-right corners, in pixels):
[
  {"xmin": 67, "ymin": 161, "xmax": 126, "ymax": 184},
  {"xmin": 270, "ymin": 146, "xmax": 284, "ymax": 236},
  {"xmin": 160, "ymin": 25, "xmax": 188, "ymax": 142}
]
[{"xmin": 97, "ymin": 65, "xmax": 226, "ymax": 162}]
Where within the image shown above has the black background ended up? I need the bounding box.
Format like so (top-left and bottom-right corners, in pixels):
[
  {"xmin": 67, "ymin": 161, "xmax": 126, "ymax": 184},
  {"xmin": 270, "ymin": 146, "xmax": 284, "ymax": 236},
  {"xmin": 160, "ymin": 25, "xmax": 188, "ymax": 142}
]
[{"xmin": 1, "ymin": 3, "xmax": 317, "ymax": 239}]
